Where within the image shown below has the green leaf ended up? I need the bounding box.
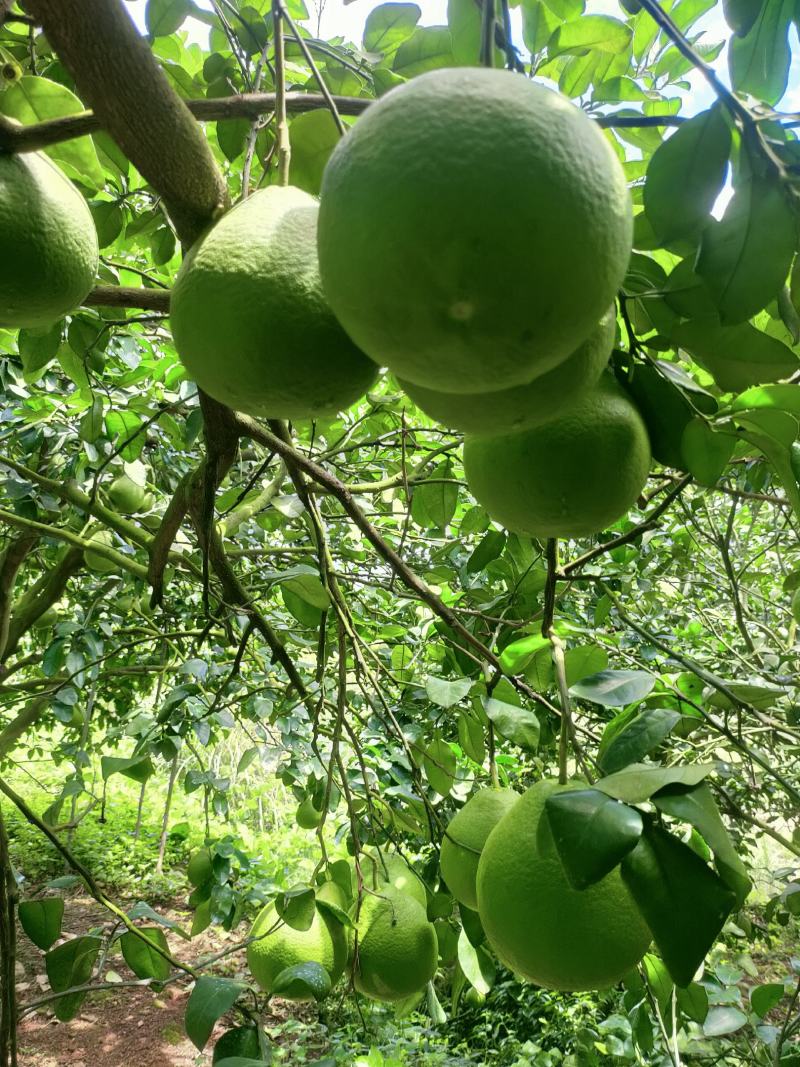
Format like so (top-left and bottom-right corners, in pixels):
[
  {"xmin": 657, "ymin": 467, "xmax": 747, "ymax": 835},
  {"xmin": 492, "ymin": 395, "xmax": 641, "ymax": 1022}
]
[
  {"xmin": 0, "ymin": 77, "xmax": 104, "ymax": 188},
  {"xmin": 90, "ymin": 200, "xmax": 125, "ymax": 248},
  {"xmin": 521, "ymin": 0, "xmax": 562, "ymax": 53},
  {"xmin": 598, "ymin": 708, "xmax": 680, "ymax": 774},
  {"xmin": 424, "ymin": 736, "xmax": 457, "ymax": 796},
  {"xmin": 653, "ymin": 783, "xmax": 752, "ymax": 905},
  {"xmin": 548, "ymin": 15, "xmax": 631, "ymax": 56},
  {"xmin": 447, "ymin": 0, "xmax": 503, "ymax": 64},
  {"xmin": 212, "ymin": 1025, "xmax": 262, "ymax": 1064},
  {"xmin": 723, "ymin": 0, "xmax": 763, "ymax": 34},
  {"xmin": 621, "ymin": 823, "xmax": 736, "ymax": 986},
  {"xmin": 644, "ymin": 107, "xmax": 731, "ymax": 243},
  {"xmin": 674, "ymin": 319, "xmax": 798, "ymax": 392},
  {"xmin": 732, "ymin": 384, "xmax": 800, "ymax": 414},
  {"xmin": 289, "ymin": 111, "xmax": 341, "ymax": 197},
  {"xmin": 411, "ymin": 460, "xmax": 458, "ymax": 530},
  {"xmin": 677, "ymin": 981, "xmax": 710, "ymax": 1023},
  {"xmin": 426, "ymin": 980, "xmax": 447, "ymax": 1025},
  {"xmin": 101, "ymin": 755, "xmax": 155, "ymax": 783},
  {"xmin": 18, "ymin": 322, "xmax": 62, "ymax": 383},
  {"xmin": 426, "ymin": 675, "xmax": 472, "ymax": 708},
  {"xmin": 105, "ymin": 409, "xmax": 147, "ymax": 462},
  {"xmin": 146, "ymin": 0, "xmax": 192, "ymax": 35},
  {"xmin": 120, "ymin": 927, "xmax": 171, "ymax": 981},
  {"xmin": 569, "ymin": 669, "xmax": 654, "ymax": 707},
  {"xmin": 271, "ymin": 961, "xmax": 331, "ymax": 1000},
  {"xmin": 45, "ymin": 935, "xmax": 102, "ymax": 1021},
  {"xmin": 18, "ymin": 898, "xmax": 64, "ymax": 951},
  {"xmin": 466, "ymin": 530, "xmax": 506, "ymax": 573},
  {"xmin": 128, "ymin": 900, "xmax": 191, "ymax": 940},
  {"xmin": 750, "ymin": 982, "xmax": 785, "ymax": 1017},
  {"xmin": 457, "ymin": 928, "xmax": 495, "ymax": 994},
  {"xmin": 482, "ymin": 697, "xmax": 539, "ymax": 751},
  {"xmin": 393, "ymin": 26, "xmax": 456, "ymax": 76},
  {"xmin": 185, "ymin": 976, "xmax": 246, "ymax": 1051},
  {"xmin": 619, "ymin": 363, "xmax": 694, "ymax": 471},
  {"xmin": 595, "ymin": 763, "xmax": 713, "ymax": 803},
  {"xmin": 214, "ymin": 1060, "xmax": 268, "ymax": 1067},
  {"xmin": 680, "ymin": 419, "xmax": 736, "ymax": 486},
  {"xmin": 364, "ymin": 2, "xmax": 421, "ymax": 57},
  {"xmin": 696, "ymin": 171, "xmax": 796, "ymax": 324},
  {"xmin": 564, "ymin": 645, "xmax": 609, "ymax": 686},
  {"xmin": 545, "ymin": 788, "xmax": 643, "ymax": 889},
  {"xmin": 275, "ymin": 887, "xmax": 316, "ymax": 931},
  {"xmin": 457, "ymin": 712, "xmax": 485, "ymax": 764},
  {"xmin": 729, "ymin": 0, "xmax": 792, "ymax": 104},
  {"xmin": 703, "ymin": 1005, "xmax": 748, "ymax": 1036},
  {"xmin": 498, "ymin": 633, "xmax": 550, "ymax": 674}
]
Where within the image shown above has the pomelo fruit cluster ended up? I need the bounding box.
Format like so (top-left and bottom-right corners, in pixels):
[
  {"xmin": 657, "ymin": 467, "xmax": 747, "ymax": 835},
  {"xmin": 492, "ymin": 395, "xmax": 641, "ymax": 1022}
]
[{"xmin": 474, "ymin": 780, "xmax": 651, "ymax": 991}]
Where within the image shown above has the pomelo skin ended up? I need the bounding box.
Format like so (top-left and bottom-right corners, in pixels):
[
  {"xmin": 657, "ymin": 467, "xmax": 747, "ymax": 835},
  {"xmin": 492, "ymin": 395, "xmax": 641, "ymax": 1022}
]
[
  {"xmin": 0, "ymin": 151, "xmax": 98, "ymax": 327},
  {"xmin": 400, "ymin": 309, "xmax": 616, "ymax": 435},
  {"xmin": 354, "ymin": 887, "xmax": 438, "ymax": 1002},
  {"xmin": 318, "ymin": 68, "xmax": 632, "ymax": 394},
  {"xmin": 476, "ymin": 780, "xmax": 651, "ymax": 991},
  {"xmin": 362, "ymin": 851, "xmax": 428, "ymax": 910},
  {"xmin": 246, "ymin": 901, "xmax": 348, "ymax": 998},
  {"xmin": 440, "ymin": 788, "xmax": 519, "ymax": 910},
  {"xmin": 170, "ymin": 185, "xmax": 378, "ymax": 419},
  {"xmin": 463, "ymin": 375, "xmax": 651, "ymax": 539}
]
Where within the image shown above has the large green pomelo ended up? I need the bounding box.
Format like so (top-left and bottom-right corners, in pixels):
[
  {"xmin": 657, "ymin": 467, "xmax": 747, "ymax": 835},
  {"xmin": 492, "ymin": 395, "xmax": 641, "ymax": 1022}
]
[
  {"xmin": 354, "ymin": 887, "xmax": 437, "ymax": 1002},
  {"xmin": 400, "ymin": 310, "xmax": 615, "ymax": 435},
  {"xmin": 187, "ymin": 848, "xmax": 213, "ymax": 887},
  {"xmin": 362, "ymin": 851, "xmax": 427, "ymax": 910},
  {"xmin": 318, "ymin": 68, "xmax": 632, "ymax": 394},
  {"xmin": 0, "ymin": 151, "xmax": 98, "ymax": 327},
  {"xmin": 108, "ymin": 474, "xmax": 147, "ymax": 515},
  {"xmin": 246, "ymin": 902, "xmax": 347, "ymax": 998},
  {"xmin": 295, "ymin": 796, "xmax": 324, "ymax": 830},
  {"xmin": 84, "ymin": 530, "xmax": 118, "ymax": 573},
  {"xmin": 170, "ymin": 185, "xmax": 377, "ymax": 419},
  {"xmin": 463, "ymin": 375, "xmax": 651, "ymax": 539},
  {"xmin": 476, "ymin": 780, "xmax": 651, "ymax": 991},
  {"xmin": 440, "ymin": 788, "xmax": 518, "ymax": 910}
]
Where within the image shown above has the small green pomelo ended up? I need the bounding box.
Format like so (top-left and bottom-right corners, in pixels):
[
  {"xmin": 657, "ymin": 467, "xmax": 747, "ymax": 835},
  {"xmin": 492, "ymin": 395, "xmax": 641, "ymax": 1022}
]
[
  {"xmin": 0, "ymin": 151, "xmax": 98, "ymax": 327},
  {"xmin": 33, "ymin": 605, "xmax": 60, "ymax": 630},
  {"xmin": 463, "ymin": 375, "xmax": 651, "ymax": 539},
  {"xmin": 362, "ymin": 851, "xmax": 427, "ymax": 910},
  {"xmin": 440, "ymin": 788, "xmax": 518, "ymax": 910},
  {"xmin": 187, "ymin": 848, "xmax": 213, "ymax": 887},
  {"xmin": 354, "ymin": 887, "xmax": 437, "ymax": 1002},
  {"xmin": 246, "ymin": 902, "xmax": 347, "ymax": 998},
  {"xmin": 296, "ymin": 796, "xmax": 324, "ymax": 830},
  {"xmin": 400, "ymin": 310, "xmax": 615, "ymax": 435},
  {"xmin": 318, "ymin": 68, "xmax": 632, "ymax": 394},
  {"xmin": 476, "ymin": 779, "xmax": 651, "ymax": 991},
  {"xmin": 108, "ymin": 474, "xmax": 148, "ymax": 515},
  {"xmin": 84, "ymin": 530, "xmax": 118, "ymax": 573},
  {"xmin": 170, "ymin": 185, "xmax": 378, "ymax": 419}
]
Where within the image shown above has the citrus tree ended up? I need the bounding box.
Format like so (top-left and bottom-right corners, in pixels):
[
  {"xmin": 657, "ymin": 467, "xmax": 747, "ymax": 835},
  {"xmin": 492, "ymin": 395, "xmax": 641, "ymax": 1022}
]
[{"xmin": 0, "ymin": 0, "xmax": 798, "ymax": 1064}]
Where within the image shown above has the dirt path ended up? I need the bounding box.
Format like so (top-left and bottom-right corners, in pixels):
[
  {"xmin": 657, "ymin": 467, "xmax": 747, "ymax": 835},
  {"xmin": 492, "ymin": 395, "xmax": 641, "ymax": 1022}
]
[{"xmin": 16, "ymin": 893, "xmax": 278, "ymax": 1067}]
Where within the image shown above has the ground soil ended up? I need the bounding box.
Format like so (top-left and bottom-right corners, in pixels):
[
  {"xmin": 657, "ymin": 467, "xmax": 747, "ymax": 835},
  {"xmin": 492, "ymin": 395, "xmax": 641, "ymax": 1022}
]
[{"xmin": 16, "ymin": 891, "xmax": 312, "ymax": 1067}]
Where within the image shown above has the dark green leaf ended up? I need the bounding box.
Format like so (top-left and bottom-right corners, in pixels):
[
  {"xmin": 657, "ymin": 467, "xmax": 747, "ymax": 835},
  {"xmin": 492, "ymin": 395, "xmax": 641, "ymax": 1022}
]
[
  {"xmin": 723, "ymin": 0, "xmax": 762, "ymax": 33},
  {"xmin": 569, "ymin": 669, "xmax": 654, "ymax": 707},
  {"xmin": 751, "ymin": 982, "xmax": 785, "ymax": 1016},
  {"xmin": 482, "ymin": 697, "xmax": 540, "ymax": 751},
  {"xmin": 619, "ymin": 363, "xmax": 694, "ymax": 470},
  {"xmin": 729, "ymin": 0, "xmax": 792, "ymax": 103},
  {"xmin": 466, "ymin": 530, "xmax": 506, "ymax": 573},
  {"xmin": 598, "ymin": 708, "xmax": 681, "ymax": 774},
  {"xmin": 621, "ymin": 823, "xmax": 735, "ymax": 986},
  {"xmin": 424, "ymin": 736, "xmax": 457, "ymax": 795},
  {"xmin": 677, "ymin": 981, "xmax": 710, "ymax": 1023},
  {"xmin": 271, "ymin": 961, "xmax": 331, "ymax": 1000},
  {"xmin": 681, "ymin": 419, "xmax": 736, "ymax": 486},
  {"xmin": 127, "ymin": 900, "xmax": 191, "ymax": 940},
  {"xmin": 18, "ymin": 322, "xmax": 62, "ymax": 382},
  {"xmin": 457, "ymin": 712, "xmax": 485, "ymax": 764},
  {"xmin": 545, "ymin": 788, "xmax": 643, "ymax": 889},
  {"xmin": 212, "ymin": 1025, "xmax": 262, "ymax": 1065},
  {"xmin": 696, "ymin": 172, "xmax": 795, "ymax": 324},
  {"xmin": 674, "ymin": 319, "xmax": 798, "ymax": 392},
  {"xmin": 275, "ymin": 887, "xmax": 316, "ymax": 931},
  {"xmin": 45, "ymin": 935, "xmax": 102, "ymax": 1021},
  {"xmin": 644, "ymin": 107, "xmax": 731, "ymax": 243},
  {"xmin": 101, "ymin": 755, "xmax": 154, "ymax": 783},
  {"xmin": 120, "ymin": 927, "xmax": 171, "ymax": 981},
  {"xmin": 18, "ymin": 898, "xmax": 64, "ymax": 950},
  {"xmin": 185, "ymin": 976, "xmax": 246, "ymax": 1051}
]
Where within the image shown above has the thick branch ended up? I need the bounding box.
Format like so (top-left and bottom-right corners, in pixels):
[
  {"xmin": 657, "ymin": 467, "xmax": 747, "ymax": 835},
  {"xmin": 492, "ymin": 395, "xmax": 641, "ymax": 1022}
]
[
  {"xmin": 23, "ymin": 0, "xmax": 229, "ymax": 245},
  {"xmin": 0, "ymin": 535, "xmax": 37, "ymax": 662},
  {"xmin": 2, "ymin": 546, "xmax": 83, "ymax": 664},
  {"xmin": 84, "ymin": 285, "xmax": 170, "ymax": 313}
]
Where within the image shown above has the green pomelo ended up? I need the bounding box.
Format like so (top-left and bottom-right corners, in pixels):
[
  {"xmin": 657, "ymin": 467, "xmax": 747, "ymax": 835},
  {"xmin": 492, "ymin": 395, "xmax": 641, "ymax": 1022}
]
[
  {"xmin": 463, "ymin": 375, "xmax": 651, "ymax": 539},
  {"xmin": 187, "ymin": 848, "xmax": 213, "ymax": 887},
  {"xmin": 84, "ymin": 530, "xmax": 118, "ymax": 573},
  {"xmin": 400, "ymin": 310, "xmax": 615, "ymax": 435},
  {"xmin": 33, "ymin": 605, "xmax": 60, "ymax": 630},
  {"xmin": 440, "ymin": 788, "xmax": 518, "ymax": 910},
  {"xmin": 318, "ymin": 68, "xmax": 632, "ymax": 394},
  {"xmin": 354, "ymin": 887, "xmax": 437, "ymax": 1002},
  {"xmin": 296, "ymin": 796, "xmax": 324, "ymax": 830},
  {"xmin": 170, "ymin": 185, "xmax": 377, "ymax": 419},
  {"xmin": 108, "ymin": 474, "xmax": 147, "ymax": 515},
  {"xmin": 362, "ymin": 851, "xmax": 427, "ymax": 910},
  {"xmin": 476, "ymin": 780, "xmax": 651, "ymax": 991},
  {"xmin": 0, "ymin": 151, "xmax": 98, "ymax": 328},
  {"xmin": 246, "ymin": 902, "xmax": 347, "ymax": 998}
]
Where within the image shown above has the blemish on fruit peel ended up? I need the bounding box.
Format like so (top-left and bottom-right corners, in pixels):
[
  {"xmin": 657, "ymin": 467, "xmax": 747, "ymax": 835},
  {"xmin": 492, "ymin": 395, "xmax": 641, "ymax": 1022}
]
[{"xmin": 449, "ymin": 300, "xmax": 474, "ymax": 322}]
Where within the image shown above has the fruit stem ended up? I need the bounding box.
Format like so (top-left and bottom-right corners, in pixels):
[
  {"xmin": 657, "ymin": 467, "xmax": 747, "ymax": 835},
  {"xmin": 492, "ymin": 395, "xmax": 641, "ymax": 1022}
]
[
  {"xmin": 272, "ymin": 0, "xmax": 291, "ymax": 186},
  {"xmin": 488, "ymin": 721, "xmax": 499, "ymax": 788},
  {"xmin": 543, "ymin": 539, "xmax": 573, "ymax": 785},
  {"xmin": 479, "ymin": 0, "xmax": 496, "ymax": 68}
]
